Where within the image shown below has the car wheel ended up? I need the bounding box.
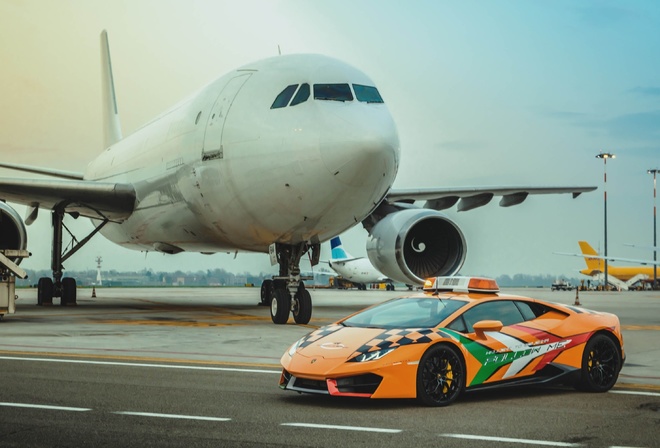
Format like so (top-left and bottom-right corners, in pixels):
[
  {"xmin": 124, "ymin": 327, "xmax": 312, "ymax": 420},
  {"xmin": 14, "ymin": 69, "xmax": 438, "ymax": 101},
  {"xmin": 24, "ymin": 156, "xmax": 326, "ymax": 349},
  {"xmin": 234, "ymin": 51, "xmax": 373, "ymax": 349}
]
[
  {"xmin": 577, "ymin": 333, "xmax": 621, "ymax": 392},
  {"xmin": 416, "ymin": 344, "xmax": 465, "ymax": 407}
]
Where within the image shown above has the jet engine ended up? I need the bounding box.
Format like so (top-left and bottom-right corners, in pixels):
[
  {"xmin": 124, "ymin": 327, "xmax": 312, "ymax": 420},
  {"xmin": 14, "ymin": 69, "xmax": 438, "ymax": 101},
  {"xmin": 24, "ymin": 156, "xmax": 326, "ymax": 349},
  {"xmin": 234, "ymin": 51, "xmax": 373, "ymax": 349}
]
[
  {"xmin": 366, "ymin": 209, "xmax": 466, "ymax": 285},
  {"xmin": 0, "ymin": 202, "xmax": 28, "ymax": 264}
]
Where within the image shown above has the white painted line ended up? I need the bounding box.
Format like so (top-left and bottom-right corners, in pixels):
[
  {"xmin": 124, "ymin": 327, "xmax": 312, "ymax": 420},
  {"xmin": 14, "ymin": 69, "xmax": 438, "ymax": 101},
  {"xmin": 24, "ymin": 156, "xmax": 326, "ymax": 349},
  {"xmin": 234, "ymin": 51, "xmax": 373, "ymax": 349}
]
[
  {"xmin": 114, "ymin": 411, "xmax": 231, "ymax": 422},
  {"xmin": 282, "ymin": 423, "xmax": 402, "ymax": 433},
  {"xmin": 0, "ymin": 356, "xmax": 279, "ymax": 374},
  {"xmin": 609, "ymin": 446, "xmax": 648, "ymax": 448},
  {"xmin": 0, "ymin": 402, "xmax": 91, "ymax": 412},
  {"xmin": 610, "ymin": 390, "xmax": 660, "ymax": 397},
  {"xmin": 440, "ymin": 433, "xmax": 581, "ymax": 447}
]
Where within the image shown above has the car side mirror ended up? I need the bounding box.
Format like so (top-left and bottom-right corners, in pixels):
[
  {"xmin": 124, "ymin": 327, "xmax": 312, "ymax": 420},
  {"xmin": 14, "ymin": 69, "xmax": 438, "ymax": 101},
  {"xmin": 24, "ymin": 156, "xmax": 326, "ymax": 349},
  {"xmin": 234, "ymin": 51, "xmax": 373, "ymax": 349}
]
[{"xmin": 473, "ymin": 320, "xmax": 503, "ymax": 340}]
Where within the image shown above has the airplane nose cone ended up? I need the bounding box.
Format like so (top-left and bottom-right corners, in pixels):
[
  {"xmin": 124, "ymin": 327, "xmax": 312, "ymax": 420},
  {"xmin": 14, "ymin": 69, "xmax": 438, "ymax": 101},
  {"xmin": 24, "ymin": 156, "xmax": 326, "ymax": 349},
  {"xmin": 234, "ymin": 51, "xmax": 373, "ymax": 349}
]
[{"xmin": 319, "ymin": 106, "xmax": 400, "ymax": 188}]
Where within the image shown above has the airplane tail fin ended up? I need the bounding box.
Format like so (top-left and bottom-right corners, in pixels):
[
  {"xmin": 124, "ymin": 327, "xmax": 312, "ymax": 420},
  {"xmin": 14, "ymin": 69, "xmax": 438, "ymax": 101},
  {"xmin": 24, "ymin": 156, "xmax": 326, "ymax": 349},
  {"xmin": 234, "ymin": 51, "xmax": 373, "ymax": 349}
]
[
  {"xmin": 330, "ymin": 236, "xmax": 351, "ymax": 261},
  {"xmin": 101, "ymin": 30, "xmax": 123, "ymax": 149},
  {"xmin": 578, "ymin": 241, "xmax": 605, "ymax": 271}
]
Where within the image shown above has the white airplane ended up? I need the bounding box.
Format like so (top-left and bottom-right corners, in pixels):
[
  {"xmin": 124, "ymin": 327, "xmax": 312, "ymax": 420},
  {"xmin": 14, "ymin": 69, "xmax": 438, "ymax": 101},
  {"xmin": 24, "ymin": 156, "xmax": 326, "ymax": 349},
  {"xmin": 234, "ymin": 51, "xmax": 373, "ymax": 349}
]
[
  {"xmin": 327, "ymin": 236, "xmax": 393, "ymax": 290},
  {"xmin": 0, "ymin": 31, "xmax": 595, "ymax": 325}
]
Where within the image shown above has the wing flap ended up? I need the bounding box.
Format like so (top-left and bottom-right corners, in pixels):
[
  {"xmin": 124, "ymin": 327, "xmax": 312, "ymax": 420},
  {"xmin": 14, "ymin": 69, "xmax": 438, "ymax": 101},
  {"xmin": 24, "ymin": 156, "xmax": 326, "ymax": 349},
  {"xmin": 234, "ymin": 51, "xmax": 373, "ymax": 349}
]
[
  {"xmin": 0, "ymin": 178, "xmax": 135, "ymax": 221},
  {"xmin": 387, "ymin": 186, "xmax": 596, "ymax": 211}
]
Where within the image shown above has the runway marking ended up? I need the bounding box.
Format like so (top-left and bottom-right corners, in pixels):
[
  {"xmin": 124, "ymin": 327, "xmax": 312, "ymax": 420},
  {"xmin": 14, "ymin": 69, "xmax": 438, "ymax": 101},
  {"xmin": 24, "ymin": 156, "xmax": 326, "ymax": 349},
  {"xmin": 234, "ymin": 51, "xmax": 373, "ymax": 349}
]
[
  {"xmin": 610, "ymin": 390, "xmax": 660, "ymax": 397},
  {"xmin": 440, "ymin": 433, "xmax": 581, "ymax": 446},
  {"xmin": 0, "ymin": 350, "xmax": 281, "ymax": 368},
  {"xmin": 114, "ymin": 411, "xmax": 230, "ymax": 422},
  {"xmin": 0, "ymin": 402, "xmax": 91, "ymax": 412},
  {"xmin": 622, "ymin": 325, "xmax": 660, "ymax": 331},
  {"xmin": 0, "ymin": 355, "xmax": 281, "ymax": 374},
  {"xmin": 282, "ymin": 423, "xmax": 402, "ymax": 433}
]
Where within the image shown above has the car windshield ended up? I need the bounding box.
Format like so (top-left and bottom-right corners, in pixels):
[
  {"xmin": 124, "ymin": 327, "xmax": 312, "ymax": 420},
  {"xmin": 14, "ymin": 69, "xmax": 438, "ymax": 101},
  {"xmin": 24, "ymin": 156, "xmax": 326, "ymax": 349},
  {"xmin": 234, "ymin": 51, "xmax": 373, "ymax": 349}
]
[{"xmin": 342, "ymin": 297, "xmax": 467, "ymax": 329}]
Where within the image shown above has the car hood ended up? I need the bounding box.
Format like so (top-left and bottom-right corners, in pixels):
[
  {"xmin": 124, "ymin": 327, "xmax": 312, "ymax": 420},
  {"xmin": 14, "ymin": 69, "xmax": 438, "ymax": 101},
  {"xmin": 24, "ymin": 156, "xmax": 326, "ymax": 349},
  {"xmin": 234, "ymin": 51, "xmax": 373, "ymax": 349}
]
[{"xmin": 294, "ymin": 325, "xmax": 386, "ymax": 360}]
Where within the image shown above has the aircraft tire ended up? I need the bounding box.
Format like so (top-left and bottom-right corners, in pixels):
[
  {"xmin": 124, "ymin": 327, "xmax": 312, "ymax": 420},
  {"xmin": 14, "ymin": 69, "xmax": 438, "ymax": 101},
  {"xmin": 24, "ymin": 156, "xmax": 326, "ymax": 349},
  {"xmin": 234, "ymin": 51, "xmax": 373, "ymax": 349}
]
[
  {"xmin": 61, "ymin": 277, "xmax": 77, "ymax": 306},
  {"xmin": 260, "ymin": 280, "xmax": 273, "ymax": 306},
  {"xmin": 37, "ymin": 277, "xmax": 53, "ymax": 306},
  {"xmin": 293, "ymin": 288, "xmax": 312, "ymax": 325},
  {"xmin": 270, "ymin": 288, "xmax": 290, "ymax": 324}
]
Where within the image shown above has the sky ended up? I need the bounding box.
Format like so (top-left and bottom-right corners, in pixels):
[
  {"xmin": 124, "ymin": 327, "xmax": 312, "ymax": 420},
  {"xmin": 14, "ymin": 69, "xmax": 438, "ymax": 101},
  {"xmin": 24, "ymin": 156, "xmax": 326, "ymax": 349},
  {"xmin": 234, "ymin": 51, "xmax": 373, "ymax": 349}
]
[{"xmin": 0, "ymin": 0, "xmax": 658, "ymax": 279}]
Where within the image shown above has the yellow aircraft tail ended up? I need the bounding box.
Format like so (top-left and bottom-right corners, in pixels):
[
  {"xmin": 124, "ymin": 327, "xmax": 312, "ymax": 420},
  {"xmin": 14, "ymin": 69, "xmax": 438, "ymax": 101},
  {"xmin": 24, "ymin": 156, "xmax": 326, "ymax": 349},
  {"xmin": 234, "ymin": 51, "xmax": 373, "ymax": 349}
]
[{"xmin": 578, "ymin": 241, "xmax": 605, "ymax": 272}]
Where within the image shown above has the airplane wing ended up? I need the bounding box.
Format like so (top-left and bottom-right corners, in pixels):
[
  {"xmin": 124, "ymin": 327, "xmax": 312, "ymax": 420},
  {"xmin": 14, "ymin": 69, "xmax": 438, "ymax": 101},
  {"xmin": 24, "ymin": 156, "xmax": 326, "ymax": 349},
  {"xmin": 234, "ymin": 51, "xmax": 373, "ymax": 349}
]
[
  {"xmin": 554, "ymin": 251, "xmax": 660, "ymax": 266},
  {"xmin": 0, "ymin": 162, "xmax": 84, "ymax": 180},
  {"xmin": 386, "ymin": 186, "xmax": 596, "ymax": 212},
  {"xmin": 0, "ymin": 177, "xmax": 136, "ymax": 221}
]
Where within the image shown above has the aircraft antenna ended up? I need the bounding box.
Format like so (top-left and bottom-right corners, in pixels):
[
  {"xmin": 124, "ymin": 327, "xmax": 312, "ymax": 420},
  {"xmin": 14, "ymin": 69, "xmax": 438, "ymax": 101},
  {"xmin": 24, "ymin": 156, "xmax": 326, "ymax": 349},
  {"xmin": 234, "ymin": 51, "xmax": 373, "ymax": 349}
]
[{"xmin": 278, "ymin": 45, "xmax": 281, "ymax": 56}]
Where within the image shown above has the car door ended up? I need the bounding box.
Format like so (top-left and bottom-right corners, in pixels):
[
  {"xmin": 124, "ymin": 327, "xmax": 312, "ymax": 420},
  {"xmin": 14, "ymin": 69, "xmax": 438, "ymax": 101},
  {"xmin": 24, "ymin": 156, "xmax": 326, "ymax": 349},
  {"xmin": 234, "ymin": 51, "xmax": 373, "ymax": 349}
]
[{"xmin": 446, "ymin": 300, "xmax": 564, "ymax": 387}]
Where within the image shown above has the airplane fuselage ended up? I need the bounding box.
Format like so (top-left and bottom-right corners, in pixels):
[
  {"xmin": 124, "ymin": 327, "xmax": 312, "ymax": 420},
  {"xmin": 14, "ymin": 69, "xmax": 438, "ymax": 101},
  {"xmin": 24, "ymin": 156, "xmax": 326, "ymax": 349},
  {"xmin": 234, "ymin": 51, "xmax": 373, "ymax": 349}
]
[
  {"xmin": 329, "ymin": 258, "xmax": 388, "ymax": 285},
  {"xmin": 581, "ymin": 266, "xmax": 656, "ymax": 282},
  {"xmin": 85, "ymin": 55, "xmax": 400, "ymax": 254}
]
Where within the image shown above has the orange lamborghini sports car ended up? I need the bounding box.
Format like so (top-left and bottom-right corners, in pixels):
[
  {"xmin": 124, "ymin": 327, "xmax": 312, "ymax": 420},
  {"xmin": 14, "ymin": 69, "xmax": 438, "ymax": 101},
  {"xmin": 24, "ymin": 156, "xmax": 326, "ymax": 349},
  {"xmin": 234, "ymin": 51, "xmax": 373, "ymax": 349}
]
[{"xmin": 279, "ymin": 277, "xmax": 624, "ymax": 406}]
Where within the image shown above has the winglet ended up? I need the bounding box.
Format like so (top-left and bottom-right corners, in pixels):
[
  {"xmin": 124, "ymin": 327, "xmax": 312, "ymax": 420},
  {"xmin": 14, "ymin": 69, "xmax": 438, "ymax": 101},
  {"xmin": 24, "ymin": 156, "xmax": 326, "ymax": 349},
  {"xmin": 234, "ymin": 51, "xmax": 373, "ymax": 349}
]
[{"xmin": 101, "ymin": 30, "xmax": 122, "ymax": 148}]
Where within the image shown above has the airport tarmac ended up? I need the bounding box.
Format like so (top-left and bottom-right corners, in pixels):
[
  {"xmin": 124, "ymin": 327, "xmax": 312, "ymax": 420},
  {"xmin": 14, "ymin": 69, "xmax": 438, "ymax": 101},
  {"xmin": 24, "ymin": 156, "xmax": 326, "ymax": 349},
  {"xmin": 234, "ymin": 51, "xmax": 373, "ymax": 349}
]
[
  {"xmin": 1, "ymin": 286, "xmax": 658, "ymax": 387},
  {"xmin": 1, "ymin": 286, "xmax": 659, "ymax": 447}
]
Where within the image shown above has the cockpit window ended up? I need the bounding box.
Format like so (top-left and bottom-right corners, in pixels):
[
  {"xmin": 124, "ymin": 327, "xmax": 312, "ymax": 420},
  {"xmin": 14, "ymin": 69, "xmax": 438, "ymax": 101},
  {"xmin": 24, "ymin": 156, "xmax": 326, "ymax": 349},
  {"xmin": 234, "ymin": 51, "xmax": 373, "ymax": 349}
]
[
  {"xmin": 353, "ymin": 84, "xmax": 384, "ymax": 103},
  {"xmin": 290, "ymin": 83, "xmax": 310, "ymax": 106},
  {"xmin": 271, "ymin": 84, "xmax": 298, "ymax": 109},
  {"xmin": 314, "ymin": 84, "xmax": 353, "ymax": 102}
]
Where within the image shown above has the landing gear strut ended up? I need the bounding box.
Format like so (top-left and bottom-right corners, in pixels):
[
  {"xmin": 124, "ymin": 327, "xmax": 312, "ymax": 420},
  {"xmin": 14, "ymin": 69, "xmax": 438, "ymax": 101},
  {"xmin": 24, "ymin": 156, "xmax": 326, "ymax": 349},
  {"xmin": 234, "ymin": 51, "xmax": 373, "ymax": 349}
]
[
  {"xmin": 37, "ymin": 206, "xmax": 108, "ymax": 306},
  {"xmin": 264, "ymin": 242, "xmax": 319, "ymax": 325}
]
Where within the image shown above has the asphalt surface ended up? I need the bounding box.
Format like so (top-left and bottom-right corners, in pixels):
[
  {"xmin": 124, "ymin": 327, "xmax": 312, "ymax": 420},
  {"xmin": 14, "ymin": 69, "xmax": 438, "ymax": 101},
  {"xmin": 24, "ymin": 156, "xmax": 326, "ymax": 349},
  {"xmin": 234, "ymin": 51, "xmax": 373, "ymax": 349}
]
[{"xmin": 0, "ymin": 287, "xmax": 658, "ymax": 447}]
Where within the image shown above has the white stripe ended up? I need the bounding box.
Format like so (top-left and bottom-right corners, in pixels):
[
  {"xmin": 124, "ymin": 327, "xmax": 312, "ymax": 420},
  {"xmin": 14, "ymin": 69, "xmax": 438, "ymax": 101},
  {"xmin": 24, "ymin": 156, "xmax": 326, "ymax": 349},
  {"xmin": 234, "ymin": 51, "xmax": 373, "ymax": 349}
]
[
  {"xmin": 609, "ymin": 446, "xmax": 648, "ymax": 448},
  {"xmin": 610, "ymin": 390, "xmax": 660, "ymax": 397},
  {"xmin": 282, "ymin": 423, "xmax": 402, "ymax": 433},
  {"xmin": 0, "ymin": 402, "xmax": 91, "ymax": 412},
  {"xmin": 114, "ymin": 412, "xmax": 230, "ymax": 422},
  {"xmin": 0, "ymin": 356, "xmax": 279, "ymax": 374},
  {"xmin": 441, "ymin": 433, "xmax": 581, "ymax": 447},
  {"xmin": 485, "ymin": 331, "xmax": 523, "ymax": 349}
]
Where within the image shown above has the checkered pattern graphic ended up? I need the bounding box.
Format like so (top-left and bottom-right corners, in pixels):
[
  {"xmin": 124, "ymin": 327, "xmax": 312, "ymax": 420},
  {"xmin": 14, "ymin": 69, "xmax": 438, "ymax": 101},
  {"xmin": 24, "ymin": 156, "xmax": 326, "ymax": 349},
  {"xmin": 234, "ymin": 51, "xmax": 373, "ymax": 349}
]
[
  {"xmin": 348, "ymin": 328, "xmax": 454, "ymax": 360},
  {"xmin": 298, "ymin": 324, "xmax": 344, "ymax": 349}
]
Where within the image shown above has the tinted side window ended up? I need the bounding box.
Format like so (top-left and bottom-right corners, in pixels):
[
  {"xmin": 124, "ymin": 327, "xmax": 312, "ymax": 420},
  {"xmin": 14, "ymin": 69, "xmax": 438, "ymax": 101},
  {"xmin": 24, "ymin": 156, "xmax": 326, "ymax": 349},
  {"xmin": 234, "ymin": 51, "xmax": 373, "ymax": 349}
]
[
  {"xmin": 447, "ymin": 314, "xmax": 467, "ymax": 333},
  {"xmin": 514, "ymin": 301, "xmax": 540, "ymax": 321},
  {"xmin": 271, "ymin": 84, "xmax": 298, "ymax": 109},
  {"xmin": 290, "ymin": 83, "xmax": 310, "ymax": 106},
  {"xmin": 460, "ymin": 301, "xmax": 525, "ymax": 333}
]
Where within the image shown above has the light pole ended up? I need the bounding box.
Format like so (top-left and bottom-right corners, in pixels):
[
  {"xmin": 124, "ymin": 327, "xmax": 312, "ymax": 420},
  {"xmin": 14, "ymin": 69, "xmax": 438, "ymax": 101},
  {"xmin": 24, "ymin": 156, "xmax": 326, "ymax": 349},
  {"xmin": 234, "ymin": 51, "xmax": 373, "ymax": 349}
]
[
  {"xmin": 596, "ymin": 152, "xmax": 615, "ymax": 290},
  {"xmin": 648, "ymin": 169, "xmax": 658, "ymax": 289}
]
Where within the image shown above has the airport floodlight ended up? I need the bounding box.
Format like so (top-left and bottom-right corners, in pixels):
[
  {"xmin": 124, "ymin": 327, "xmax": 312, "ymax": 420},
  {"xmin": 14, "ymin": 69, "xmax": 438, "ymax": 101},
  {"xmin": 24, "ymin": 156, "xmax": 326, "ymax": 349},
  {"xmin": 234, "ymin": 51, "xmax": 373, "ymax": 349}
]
[
  {"xmin": 596, "ymin": 152, "xmax": 615, "ymax": 290},
  {"xmin": 649, "ymin": 169, "xmax": 658, "ymax": 288}
]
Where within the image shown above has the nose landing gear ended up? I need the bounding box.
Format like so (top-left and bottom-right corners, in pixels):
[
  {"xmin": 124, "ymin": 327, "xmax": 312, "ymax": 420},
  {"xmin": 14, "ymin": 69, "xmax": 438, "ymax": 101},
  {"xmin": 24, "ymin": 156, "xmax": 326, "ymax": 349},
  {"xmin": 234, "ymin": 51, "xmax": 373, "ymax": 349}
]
[{"xmin": 264, "ymin": 242, "xmax": 318, "ymax": 325}]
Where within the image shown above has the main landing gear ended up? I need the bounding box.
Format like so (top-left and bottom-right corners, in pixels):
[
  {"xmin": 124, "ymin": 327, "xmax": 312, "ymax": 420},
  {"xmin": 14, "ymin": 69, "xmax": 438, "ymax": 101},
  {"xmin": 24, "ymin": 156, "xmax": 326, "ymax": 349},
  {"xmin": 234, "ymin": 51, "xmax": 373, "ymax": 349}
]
[
  {"xmin": 260, "ymin": 242, "xmax": 319, "ymax": 325},
  {"xmin": 37, "ymin": 205, "xmax": 108, "ymax": 306}
]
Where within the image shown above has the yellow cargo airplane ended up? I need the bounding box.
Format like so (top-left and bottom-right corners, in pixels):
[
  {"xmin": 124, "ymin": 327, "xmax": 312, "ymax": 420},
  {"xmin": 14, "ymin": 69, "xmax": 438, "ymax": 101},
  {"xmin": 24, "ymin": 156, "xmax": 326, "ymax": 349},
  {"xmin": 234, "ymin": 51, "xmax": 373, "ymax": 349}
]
[{"xmin": 556, "ymin": 241, "xmax": 659, "ymax": 289}]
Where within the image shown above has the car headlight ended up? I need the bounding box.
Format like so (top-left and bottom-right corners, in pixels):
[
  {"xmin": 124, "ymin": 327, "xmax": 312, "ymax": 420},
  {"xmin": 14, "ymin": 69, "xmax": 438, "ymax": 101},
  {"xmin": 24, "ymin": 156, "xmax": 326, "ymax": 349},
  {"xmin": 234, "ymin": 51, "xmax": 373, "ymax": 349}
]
[
  {"xmin": 350, "ymin": 347, "xmax": 397, "ymax": 362},
  {"xmin": 288, "ymin": 338, "xmax": 304, "ymax": 356}
]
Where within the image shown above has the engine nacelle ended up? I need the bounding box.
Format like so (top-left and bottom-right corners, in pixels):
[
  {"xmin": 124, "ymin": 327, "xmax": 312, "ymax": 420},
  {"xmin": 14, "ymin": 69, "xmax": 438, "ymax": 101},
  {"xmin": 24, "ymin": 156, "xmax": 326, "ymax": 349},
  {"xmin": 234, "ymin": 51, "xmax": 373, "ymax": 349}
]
[
  {"xmin": 0, "ymin": 202, "xmax": 28, "ymax": 264},
  {"xmin": 367, "ymin": 209, "xmax": 466, "ymax": 285}
]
